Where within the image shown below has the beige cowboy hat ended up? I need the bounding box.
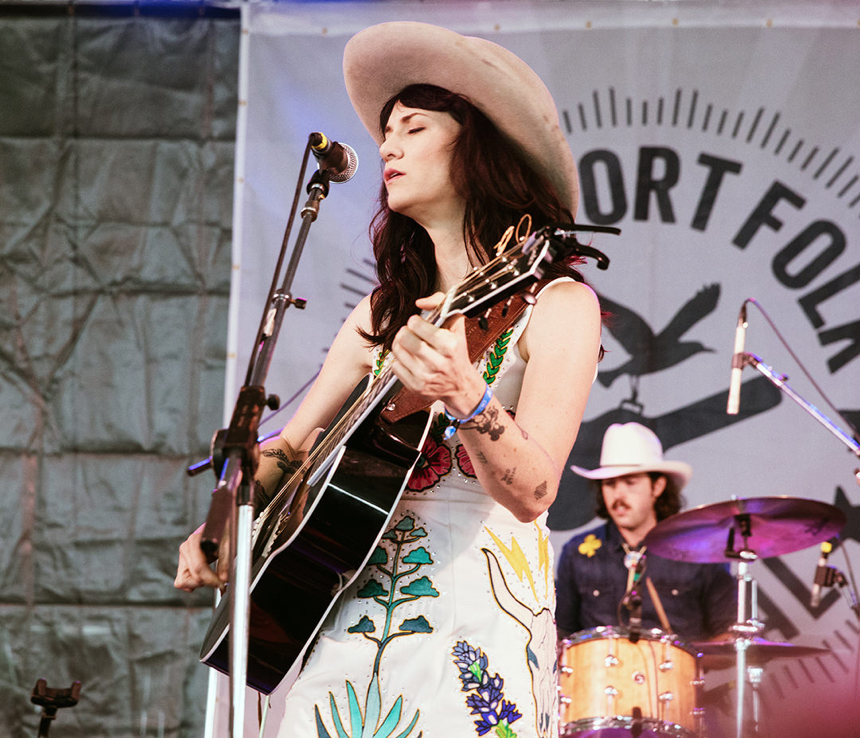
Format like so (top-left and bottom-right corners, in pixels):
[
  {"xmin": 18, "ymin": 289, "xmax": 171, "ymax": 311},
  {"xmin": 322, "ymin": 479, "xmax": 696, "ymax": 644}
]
[
  {"xmin": 570, "ymin": 423, "xmax": 692, "ymax": 493},
  {"xmin": 342, "ymin": 21, "xmax": 579, "ymax": 216}
]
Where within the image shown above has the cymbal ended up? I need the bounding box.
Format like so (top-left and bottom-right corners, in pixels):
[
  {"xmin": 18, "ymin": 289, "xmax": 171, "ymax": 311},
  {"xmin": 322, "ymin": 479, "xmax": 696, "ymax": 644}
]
[
  {"xmin": 695, "ymin": 637, "xmax": 829, "ymax": 666},
  {"xmin": 642, "ymin": 496, "xmax": 845, "ymax": 562}
]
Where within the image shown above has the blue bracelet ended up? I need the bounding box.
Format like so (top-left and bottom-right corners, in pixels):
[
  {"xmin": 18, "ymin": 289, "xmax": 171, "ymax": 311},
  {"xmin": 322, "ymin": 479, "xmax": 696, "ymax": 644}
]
[{"xmin": 442, "ymin": 385, "xmax": 493, "ymax": 440}]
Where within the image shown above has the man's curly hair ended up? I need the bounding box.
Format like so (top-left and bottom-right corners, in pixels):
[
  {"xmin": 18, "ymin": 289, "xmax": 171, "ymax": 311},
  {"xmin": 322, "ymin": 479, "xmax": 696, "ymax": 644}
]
[{"xmin": 593, "ymin": 472, "xmax": 684, "ymax": 522}]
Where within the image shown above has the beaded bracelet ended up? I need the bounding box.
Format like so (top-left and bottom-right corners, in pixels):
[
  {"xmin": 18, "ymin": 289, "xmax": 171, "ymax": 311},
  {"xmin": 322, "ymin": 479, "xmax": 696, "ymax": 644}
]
[{"xmin": 441, "ymin": 384, "xmax": 493, "ymax": 440}]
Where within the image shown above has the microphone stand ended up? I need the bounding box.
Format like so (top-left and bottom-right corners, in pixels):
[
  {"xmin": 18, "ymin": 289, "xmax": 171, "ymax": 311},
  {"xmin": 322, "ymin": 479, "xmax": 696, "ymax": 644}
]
[
  {"xmin": 735, "ymin": 352, "xmax": 860, "ymax": 462},
  {"xmin": 625, "ymin": 589, "xmax": 643, "ymax": 644},
  {"xmin": 816, "ymin": 561, "xmax": 860, "ymax": 622},
  {"xmin": 191, "ymin": 141, "xmax": 336, "ymax": 737}
]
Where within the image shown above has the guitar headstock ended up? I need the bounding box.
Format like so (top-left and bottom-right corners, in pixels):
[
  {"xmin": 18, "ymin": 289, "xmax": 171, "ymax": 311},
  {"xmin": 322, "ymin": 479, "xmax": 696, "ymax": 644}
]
[{"xmin": 439, "ymin": 224, "xmax": 615, "ymax": 320}]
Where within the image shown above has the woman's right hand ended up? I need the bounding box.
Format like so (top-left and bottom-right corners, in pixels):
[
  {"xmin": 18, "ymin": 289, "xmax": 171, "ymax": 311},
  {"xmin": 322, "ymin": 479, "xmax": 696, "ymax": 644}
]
[{"xmin": 174, "ymin": 523, "xmax": 229, "ymax": 592}]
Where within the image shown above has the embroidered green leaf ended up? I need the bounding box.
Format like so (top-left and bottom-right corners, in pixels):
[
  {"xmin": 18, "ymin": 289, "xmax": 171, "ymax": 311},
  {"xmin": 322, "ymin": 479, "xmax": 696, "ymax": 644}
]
[
  {"xmin": 315, "ymin": 705, "xmax": 333, "ymax": 738},
  {"xmin": 409, "ymin": 527, "xmax": 427, "ymax": 539},
  {"xmin": 368, "ymin": 547, "xmax": 388, "ymax": 566},
  {"xmin": 399, "ymin": 576, "xmax": 439, "ymax": 598},
  {"xmin": 428, "ymin": 412, "xmax": 450, "ymax": 442},
  {"xmin": 469, "ymin": 661, "xmax": 483, "ymax": 681},
  {"xmin": 398, "ymin": 616, "xmax": 433, "ymax": 634},
  {"xmin": 374, "ymin": 350, "xmax": 389, "ymax": 378},
  {"xmin": 358, "ymin": 580, "xmax": 389, "ymax": 598},
  {"xmin": 363, "ymin": 676, "xmax": 381, "ymax": 738},
  {"xmin": 402, "ymin": 547, "xmax": 433, "ymax": 565},
  {"xmin": 347, "ymin": 680, "xmax": 363, "ymax": 738},
  {"xmin": 395, "ymin": 516, "xmax": 415, "ymax": 532},
  {"xmin": 328, "ymin": 692, "xmax": 350, "ymax": 738},
  {"xmin": 495, "ymin": 720, "xmax": 517, "ymax": 738},
  {"xmin": 483, "ymin": 328, "xmax": 514, "ymax": 385},
  {"xmin": 391, "ymin": 709, "xmax": 421, "ymax": 738},
  {"xmin": 373, "ymin": 694, "xmax": 402, "ymax": 738},
  {"xmin": 348, "ymin": 615, "xmax": 376, "ymax": 634}
]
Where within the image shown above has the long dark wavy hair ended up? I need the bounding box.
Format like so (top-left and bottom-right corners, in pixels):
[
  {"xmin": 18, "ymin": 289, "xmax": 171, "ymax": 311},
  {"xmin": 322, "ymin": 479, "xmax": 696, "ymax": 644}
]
[
  {"xmin": 359, "ymin": 84, "xmax": 589, "ymax": 350},
  {"xmin": 593, "ymin": 473, "xmax": 685, "ymax": 523}
]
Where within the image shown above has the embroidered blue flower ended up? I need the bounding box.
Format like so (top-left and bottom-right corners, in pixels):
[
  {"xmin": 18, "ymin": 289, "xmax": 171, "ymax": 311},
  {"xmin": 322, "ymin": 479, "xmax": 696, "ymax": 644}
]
[{"xmin": 452, "ymin": 640, "xmax": 521, "ymax": 736}]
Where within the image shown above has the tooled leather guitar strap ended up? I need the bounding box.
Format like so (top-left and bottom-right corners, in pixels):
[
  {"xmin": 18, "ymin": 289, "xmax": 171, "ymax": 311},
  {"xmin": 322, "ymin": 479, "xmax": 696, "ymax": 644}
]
[{"xmin": 380, "ymin": 278, "xmax": 554, "ymax": 424}]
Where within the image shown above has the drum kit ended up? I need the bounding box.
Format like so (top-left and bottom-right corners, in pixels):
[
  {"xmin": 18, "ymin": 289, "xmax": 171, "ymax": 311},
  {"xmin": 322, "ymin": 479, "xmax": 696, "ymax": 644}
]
[{"xmin": 558, "ymin": 495, "xmax": 848, "ymax": 738}]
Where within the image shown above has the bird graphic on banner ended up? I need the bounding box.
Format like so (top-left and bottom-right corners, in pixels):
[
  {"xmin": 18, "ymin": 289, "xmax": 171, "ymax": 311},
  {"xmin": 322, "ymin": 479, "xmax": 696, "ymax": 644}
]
[{"xmin": 596, "ymin": 284, "xmax": 720, "ymax": 388}]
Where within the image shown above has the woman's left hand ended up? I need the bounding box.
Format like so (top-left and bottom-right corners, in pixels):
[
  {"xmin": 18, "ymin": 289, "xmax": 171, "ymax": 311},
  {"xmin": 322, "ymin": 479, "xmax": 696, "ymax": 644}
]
[{"xmin": 390, "ymin": 293, "xmax": 486, "ymax": 416}]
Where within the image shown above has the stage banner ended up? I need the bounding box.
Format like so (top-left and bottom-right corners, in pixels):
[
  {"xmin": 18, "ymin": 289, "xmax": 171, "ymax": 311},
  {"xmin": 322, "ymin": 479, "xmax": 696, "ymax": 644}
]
[{"xmin": 220, "ymin": 2, "xmax": 859, "ymax": 733}]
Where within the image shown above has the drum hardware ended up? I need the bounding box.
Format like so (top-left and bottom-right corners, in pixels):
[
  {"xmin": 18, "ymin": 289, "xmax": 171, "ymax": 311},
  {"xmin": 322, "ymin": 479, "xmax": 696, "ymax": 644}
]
[
  {"xmin": 606, "ymin": 653, "xmax": 620, "ymax": 667},
  {"xmin": 605, "ymin": 685, "xmax": 619, "ymax": 715},
  {"xmin": 642, "ymin": 496, "xmax": 846, "ymax": 738},
  {"xmin": 631, "ymin": 706, "xmax": 644, "ymax": 738}
]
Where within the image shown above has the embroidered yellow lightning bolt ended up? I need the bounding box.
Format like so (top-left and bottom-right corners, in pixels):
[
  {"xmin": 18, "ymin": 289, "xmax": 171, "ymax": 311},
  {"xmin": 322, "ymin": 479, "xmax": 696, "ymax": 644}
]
[
  {"xmin": 534, "ymin": 521, "xmax": 551, "ymax": 595},
  {"xmin": 484, "ymin": 524, "xmax": 551, "ymax": 601}
]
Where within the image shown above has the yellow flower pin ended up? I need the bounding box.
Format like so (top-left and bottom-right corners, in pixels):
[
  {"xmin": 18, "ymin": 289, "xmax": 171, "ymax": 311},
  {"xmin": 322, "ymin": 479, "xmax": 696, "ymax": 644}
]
[{"xmin": 578, "ymin": 534, "xmax": 602, "ymax": 558}]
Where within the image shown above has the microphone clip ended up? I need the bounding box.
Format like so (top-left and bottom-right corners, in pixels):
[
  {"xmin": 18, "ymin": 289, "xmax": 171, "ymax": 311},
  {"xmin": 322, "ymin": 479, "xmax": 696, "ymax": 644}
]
[{"xmin": 625, "ymin": 590, "xmax": 643, "ymax": 644}]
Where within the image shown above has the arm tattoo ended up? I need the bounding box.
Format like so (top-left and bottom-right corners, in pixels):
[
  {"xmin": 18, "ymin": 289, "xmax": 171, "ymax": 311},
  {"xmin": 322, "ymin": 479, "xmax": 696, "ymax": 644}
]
[
  {"xmin": 262, "ymin": 447, "xmax": 302, "ymax": 477},
  {"xmin": 475, "ymin": 450, "xmax": 488, "ymax": 465},
  {"xmin": 462, "ymin": 405, "xmax": 505, "ymax": 441},
  {"xmin": 534, "ymin": 481, "xmax": 548, "ymax": 500},
  {"xmin": 501, "ymin": 467, "xmax": 517, "ymax": 486}
]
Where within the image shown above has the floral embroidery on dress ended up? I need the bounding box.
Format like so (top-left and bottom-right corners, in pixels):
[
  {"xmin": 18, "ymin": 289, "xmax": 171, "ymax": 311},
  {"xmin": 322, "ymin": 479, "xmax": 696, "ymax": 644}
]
[
  {"xmin": 406, "ymin": 329, "xmax": 517, "ymax": 490},
  {"xmin": 455, "ymin": 444, "xmax": 476, "ymax": 477},
  {"xmin": 406, "ymin": 414, "xmax": 452, "ymax": 492},
  {"xmin": 313, "ymin": 515, "xmax": 437, "ymax": 738},
  {"xmin": 452, "ymin": 640, "xmax": 522, "ymax": 737}
]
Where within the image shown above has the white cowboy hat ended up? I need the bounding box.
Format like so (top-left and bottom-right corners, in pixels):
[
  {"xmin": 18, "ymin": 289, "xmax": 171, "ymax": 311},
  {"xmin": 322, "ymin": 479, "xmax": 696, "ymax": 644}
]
[
  {"xmin": 570, "ymin": 423, "xmax": 692, "ymax": 493},
  {"xmin": 342, "ymin": 21, "xmax": 579, "ymax": 216}
]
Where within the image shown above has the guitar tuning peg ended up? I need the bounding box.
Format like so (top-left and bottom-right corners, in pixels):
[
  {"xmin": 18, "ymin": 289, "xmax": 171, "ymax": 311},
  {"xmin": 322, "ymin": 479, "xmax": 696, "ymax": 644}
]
[
  {"xmin": 501, "ymin": 296, "xmax": 514, "ymax": 317},
  {"xmin": 478, "ymin": 307, "xmax": 492, "ymax": 331},
  {"xmin": 521, "ymin": 291, "xmax": 537, "ymax": 306}
]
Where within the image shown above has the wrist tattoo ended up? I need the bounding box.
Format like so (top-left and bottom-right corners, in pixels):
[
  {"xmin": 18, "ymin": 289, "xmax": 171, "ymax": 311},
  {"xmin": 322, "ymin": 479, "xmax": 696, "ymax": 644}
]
[
  {"xmin": 462, "ymin": 405, "xmax": 505, "ymax": 441},
  {"xmin": 475, "ymin": 450, "xmax": 488, "ymax": 465},
  {"xmin": 501, "ymin": 467, "xmax": 516, "ymax": 486},
  {"xmin": 520, "ymin": 427, "xmax": 529, "ymax": 440},
  {"xmin": 262, "ymin": 448, "xmax": 302, "ymax": 477},
  {"xmin": 534, "ymin": 481, "xmax": 548, "ymax": 500}
]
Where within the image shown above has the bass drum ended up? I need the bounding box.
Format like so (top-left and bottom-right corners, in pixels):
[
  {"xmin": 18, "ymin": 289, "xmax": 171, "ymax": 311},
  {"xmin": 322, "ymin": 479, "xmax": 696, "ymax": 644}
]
[{"xmin": 559, "ymin": 626, "xmax": 703, "ymax": 737}]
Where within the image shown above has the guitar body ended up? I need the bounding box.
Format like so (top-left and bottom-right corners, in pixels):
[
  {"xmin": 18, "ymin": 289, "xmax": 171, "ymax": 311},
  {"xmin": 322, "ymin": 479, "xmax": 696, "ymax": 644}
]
[{"xmin": 199, "ymin": 378, "xmax": 431, "ymax": 694}]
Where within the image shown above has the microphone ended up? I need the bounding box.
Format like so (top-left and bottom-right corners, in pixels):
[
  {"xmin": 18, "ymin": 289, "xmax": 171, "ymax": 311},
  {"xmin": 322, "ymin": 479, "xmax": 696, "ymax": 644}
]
[
  {"xmin": 726, "ymin": 302, "xmax": 748, "ymax": 415},
  {"xmin": 309, "ymin": 132, "xmax": 358, "ymax": 183},
  {"xmin": 810, "ymin": 539, "xmax": 834, "ymax": 608},
  {"xmin": 623, "ymin": 549, "xmax": 646, "ymax": 594}
]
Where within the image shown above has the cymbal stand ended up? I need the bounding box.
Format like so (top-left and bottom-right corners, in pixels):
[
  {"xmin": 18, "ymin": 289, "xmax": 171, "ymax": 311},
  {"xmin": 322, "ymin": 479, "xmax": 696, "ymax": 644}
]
[{"xmin": 724, "ymin": 513, "xmax": 765, "ymax": 738}]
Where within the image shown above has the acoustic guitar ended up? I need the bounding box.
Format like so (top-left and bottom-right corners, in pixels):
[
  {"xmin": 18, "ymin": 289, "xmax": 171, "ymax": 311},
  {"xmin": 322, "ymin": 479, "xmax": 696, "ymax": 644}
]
[{"xmin": 198, "ymin": 225, "xmax": 609, "ymax": 694}]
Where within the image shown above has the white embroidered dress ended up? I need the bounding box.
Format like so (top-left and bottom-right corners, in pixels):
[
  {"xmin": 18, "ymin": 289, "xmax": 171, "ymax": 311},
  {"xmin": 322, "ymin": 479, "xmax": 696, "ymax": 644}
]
[{"xmin": 276, "ymin": 286, "xmax": 563, "ymax": 738}]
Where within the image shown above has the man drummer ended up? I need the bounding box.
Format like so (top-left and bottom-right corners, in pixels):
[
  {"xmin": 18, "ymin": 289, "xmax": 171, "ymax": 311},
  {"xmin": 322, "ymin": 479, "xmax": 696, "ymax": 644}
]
[{"xmin": 555, "ymin": 422, "xmax": 736, "ymax": 642}]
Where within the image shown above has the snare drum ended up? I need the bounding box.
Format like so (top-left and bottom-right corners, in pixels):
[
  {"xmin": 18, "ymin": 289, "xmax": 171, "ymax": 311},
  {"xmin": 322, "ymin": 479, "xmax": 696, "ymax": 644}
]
[{"xmin": 559, "ymin": 626, "xmax": 703, "ymax": 737}]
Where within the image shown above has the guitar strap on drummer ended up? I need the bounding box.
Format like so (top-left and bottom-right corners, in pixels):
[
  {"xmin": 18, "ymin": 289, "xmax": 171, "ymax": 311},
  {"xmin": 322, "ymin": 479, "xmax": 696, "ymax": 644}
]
[{"xmin": 380, "ymin": 279, "xmax": 552, "ymax": 425}]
